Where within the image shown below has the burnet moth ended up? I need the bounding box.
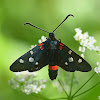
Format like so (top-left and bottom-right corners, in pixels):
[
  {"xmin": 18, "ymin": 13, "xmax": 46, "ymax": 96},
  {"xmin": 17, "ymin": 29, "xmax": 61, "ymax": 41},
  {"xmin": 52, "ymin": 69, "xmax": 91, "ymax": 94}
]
[{"xmin": 10, "ymin": 14, "xmax": 92, "ymax": 80}]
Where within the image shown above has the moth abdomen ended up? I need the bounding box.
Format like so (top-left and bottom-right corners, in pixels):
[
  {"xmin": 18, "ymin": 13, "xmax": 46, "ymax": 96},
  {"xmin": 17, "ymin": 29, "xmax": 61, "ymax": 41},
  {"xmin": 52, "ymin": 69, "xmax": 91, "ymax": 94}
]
[{"xmin": 48, "ymin": 65, "xmax": 58, "ymax": 80}]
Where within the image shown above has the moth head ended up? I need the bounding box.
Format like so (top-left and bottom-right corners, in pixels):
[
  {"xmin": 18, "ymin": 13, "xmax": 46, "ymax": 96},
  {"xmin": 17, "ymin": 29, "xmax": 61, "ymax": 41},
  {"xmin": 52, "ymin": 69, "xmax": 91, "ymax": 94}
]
[
  {"xmin": 49, "ymin": 33, "xmax": 55, "ymax": 37},
  {"xmin": 49, "ymin": 33, "xmax": 55, "ymax": 40}
]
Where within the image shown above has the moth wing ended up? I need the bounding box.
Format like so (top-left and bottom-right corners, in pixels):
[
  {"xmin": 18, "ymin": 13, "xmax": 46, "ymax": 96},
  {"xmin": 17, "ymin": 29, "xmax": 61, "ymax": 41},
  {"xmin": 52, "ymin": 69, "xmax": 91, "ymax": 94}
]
[
  {"xmin": 10, "ymin": 43, "xmax": 49, "ymax": 72},
  {"xmin": 56, "ymin": 42, "xmax": 92, "ymax": 72}
]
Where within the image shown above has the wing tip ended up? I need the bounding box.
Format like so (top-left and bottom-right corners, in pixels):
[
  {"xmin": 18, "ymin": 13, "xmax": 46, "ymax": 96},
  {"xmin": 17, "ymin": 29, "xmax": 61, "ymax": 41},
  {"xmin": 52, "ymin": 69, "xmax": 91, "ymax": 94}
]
[
  {"xmin": 80, "ymin": 65, "xmax": 92, "ymax": 72},
  {"xmin": 10, "ymin": 65, "xmax": 17, "ymax": 72},
  {"xmin": 10, "ymin": 64, "xmax": 24, "ymax": 72}
]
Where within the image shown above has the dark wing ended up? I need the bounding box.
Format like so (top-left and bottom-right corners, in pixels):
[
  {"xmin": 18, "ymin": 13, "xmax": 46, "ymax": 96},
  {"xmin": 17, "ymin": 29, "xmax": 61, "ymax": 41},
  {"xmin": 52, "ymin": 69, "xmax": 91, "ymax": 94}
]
[
  {"xmin": 56, "ymin": 42, "xmax": 92, "ymax": 72},
  {"xmin": 10, "ymin": 42, "xmax": 48, "ymax": 72}
]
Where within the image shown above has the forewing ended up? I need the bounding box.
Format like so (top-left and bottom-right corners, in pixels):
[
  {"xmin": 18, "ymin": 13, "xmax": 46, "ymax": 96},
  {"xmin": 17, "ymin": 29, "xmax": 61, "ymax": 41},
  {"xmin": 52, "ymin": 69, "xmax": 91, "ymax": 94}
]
[
  {"xmin": 10, "ymin": 43, "xmax": 48, "ymax": 72},
  {"xmin": 57, "ymin": 42, "xmax": 92, "ymax": 72}
]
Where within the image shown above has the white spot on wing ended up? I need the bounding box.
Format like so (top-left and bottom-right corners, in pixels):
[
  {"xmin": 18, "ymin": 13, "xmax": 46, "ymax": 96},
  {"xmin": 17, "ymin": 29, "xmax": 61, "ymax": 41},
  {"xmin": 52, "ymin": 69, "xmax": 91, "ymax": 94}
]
[
  {"xmin": 65, "ymin": 62, "xmax": 68, "ymax": 65},
  {"xmin": 78, "ymin": 58, "xmax": 82, "ymax": 63},
  {"xmin": 19, "ymin": 59, "xmax": 24, "ymax": 63},
  {"xmin": 35, "ymin": 62, "xmax": 39, "ymax": 65},
  {"xmin": 30, "ymin": 45, "xmax": 37, "ymax": 49},
  {"xmin": 30, "ymin": 50, "xmax": 34, "ymax": 55},
  {"xmin": 29, "ymin": 57, "xmax": 34, "ymax": 62},
  {"xmin": 68, "ymin": 50, "xmax": 72, "ymax": 55},
  {"xmin": 68, "ymin": 57, "xmax": 74, "ymax": 62}
]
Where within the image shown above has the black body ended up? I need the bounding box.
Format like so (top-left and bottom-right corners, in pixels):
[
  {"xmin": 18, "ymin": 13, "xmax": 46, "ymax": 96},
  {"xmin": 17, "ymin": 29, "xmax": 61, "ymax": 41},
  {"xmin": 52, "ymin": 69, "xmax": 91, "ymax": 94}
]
[
  {"xmin": 49, "ymin": 69, "xmax": 58, "ymax": 80},
  {"xmin": 10, "ymin": 32, "xmax": 92, "ymax": 80}
]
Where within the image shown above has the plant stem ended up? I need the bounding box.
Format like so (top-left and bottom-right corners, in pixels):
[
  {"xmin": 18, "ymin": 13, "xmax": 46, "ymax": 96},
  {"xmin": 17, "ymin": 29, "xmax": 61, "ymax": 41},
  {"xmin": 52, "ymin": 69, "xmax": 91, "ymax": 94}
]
[
  {"xmin": 49, "ymin": 97, "xmax": 68, "ymax": 100},
  {"xmin": 69, "ymin": 72, "xmax": 75, "ymax": 97},
  {"xmin": 73, "ymin": 81, "xmax": 100, "ymax": 98},
  {"xmin": 57, "ymin": 77, "xmax": 69, "ymax": 97},
  {"xmin": 72, "ymin": 72, "xmax": 96, "ymax": 97}
]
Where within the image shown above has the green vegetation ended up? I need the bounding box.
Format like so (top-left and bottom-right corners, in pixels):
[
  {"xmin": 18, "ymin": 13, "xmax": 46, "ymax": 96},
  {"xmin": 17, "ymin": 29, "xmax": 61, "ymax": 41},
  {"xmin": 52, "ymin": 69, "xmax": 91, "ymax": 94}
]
[{"xmin": 0, "ymin": 0, "xmax": 100, "ymax": 100}]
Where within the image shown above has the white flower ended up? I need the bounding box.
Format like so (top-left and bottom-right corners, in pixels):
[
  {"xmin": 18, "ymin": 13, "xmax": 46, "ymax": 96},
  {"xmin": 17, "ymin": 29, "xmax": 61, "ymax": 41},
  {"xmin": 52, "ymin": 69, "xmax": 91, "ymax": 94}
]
[
  {"xmin": 79, "ymin": 46, "xmax": 85, "ymax": 52},
  {"xmin": 38, "ymin": 39, "xmax": 42, "ymax": 43},
  {"xmin": 74, "ymin": 28, "xmax": 99, "ymax": 52},
  {"xmin": 22, "ymin": 89, "xmax": 31, "ymax": 95},
  {"xmin": 14, "ymin": 71, "xmax": 36, "ymax": 76},
  {"xmin": 41, "ymin": 36, "xmax": 47, "ymax": 42},
  {"xmin": 35, "ymin": 87, "xmax": 41, "ymax": 93},
  {"xmin": 8, "ymin": 79, "xmax": 19, "ymax": 89},
  {"xmin": 94, "ymin": 67, "xmax": 100, "ymax": 74},
  {"xmin": 94, "ymin": 46, "xmax": 100, "ymax": 51},
  {"xmin": 12, "ymin": 84, "xmax": 19, "ymax": 89},
  {"xmin": 96, "ymin": 62, "xmax": 100, "ymax": 67},
  {"xmin": 38, "ymin": 36, "xmax": 47, "ymax": 44},
  {"xmin": 21, "ymin": 84, "xmax": 37, "ymax": 95},
  {"xmin": 30, "ymin": 36, "xmax": 47, "ymax": 50},
  {"xmin": 82, "ymin": 32, "xmax": 89, "ymax": 40},
  {"xmin": 74, "ymin": 28, "xmax": 82, "ymax": 33},
  {"xmin": 81, "ymin": 54, "xmax": 84, "ymax": 58},
  {"xmin": 88, "ymin": 36, "xmax": 96, "ymax": 45},
  {"xmin": 80, "ymin": 39, "xmax": 88, "ymax": 47},
  {"xmin": 94, "ymin": 62, "xmax": 100, "ymax": 74},
  {"xmin": 40, "ymin": 84, "xmax": 46, "ymax": 89},
  {"xmin": 74, "ymin": 31, "xmax": 88, "ymax": 41},
  {"xmin": 9, "ymin": 71, "xmax": 46, "ymax": 95},
  {"xmin": 74, "ymin": 32, "xmax": 83, "ymax": 41},
  {"xmin": 74, "ymin": 28, "xmax": 83, "ymax": 41},
  {"xmin": 87, "ymin": 44, "xmax": 95, "ymax": 51}
]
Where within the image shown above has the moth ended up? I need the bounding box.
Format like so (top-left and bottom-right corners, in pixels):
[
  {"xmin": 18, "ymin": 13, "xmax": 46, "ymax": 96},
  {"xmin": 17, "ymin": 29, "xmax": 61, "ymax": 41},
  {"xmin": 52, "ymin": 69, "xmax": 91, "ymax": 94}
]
[{"xmin": 10, "ymin": 14, "xmax": 92, "ymax": 80}]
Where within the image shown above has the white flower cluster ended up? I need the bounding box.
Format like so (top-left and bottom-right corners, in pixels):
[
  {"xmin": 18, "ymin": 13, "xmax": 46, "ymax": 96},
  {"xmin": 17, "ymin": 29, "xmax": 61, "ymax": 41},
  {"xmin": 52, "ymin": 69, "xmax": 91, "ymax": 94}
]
[
  {"xmin": 94, "ymin": 62, "xmax": 100, "ymax": 74},
  {"xmin": 30, "ymin": 36, "xmax": 47, "ymax": 49},
  {"xmin": 8, "ymin": 71, "xmax": 46, "ymax": 95},
  {"xmin": 74, "ymin": 28, "xmax": 100, "ymax": 74},
  {"xmin": 74, "ymin": 28, "xmax": 100, "ymax": 58},
  {"xmin": 38, "ymin": 36, "xmax": 47, "ymax": 43}
]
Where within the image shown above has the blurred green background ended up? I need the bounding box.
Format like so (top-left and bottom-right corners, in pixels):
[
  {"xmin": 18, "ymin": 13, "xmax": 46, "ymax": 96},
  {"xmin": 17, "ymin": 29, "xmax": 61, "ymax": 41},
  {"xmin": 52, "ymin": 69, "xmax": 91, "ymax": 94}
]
[{"xmin": 0, "ymin": 0, "xmax": 100, "ymax": 100}]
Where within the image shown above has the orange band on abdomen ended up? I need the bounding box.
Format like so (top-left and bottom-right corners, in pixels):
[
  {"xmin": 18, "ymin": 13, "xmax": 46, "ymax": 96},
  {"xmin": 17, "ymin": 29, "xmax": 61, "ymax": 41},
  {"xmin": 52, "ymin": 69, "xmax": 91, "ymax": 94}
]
[{"xmin": 49, "ymin": 65, "xmax": 58, "ymax": 70}]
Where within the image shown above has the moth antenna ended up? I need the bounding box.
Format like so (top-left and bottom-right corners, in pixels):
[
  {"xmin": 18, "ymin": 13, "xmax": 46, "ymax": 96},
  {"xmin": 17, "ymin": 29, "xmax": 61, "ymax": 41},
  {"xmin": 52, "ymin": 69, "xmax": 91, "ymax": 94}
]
[
  {"xmin": 24, "ymin": 22, "xmax": 49, "ymax": 33},
  {"xmin": 52, "ymin": 14, "xmax": 74, "ymax": 33}
]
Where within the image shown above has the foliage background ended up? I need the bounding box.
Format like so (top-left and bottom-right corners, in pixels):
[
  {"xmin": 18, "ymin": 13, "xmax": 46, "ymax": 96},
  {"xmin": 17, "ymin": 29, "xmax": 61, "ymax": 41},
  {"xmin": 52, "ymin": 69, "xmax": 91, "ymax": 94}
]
[{"xmin": 0, "ymin": 0, "xmax": 100, "ymax": 100}]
